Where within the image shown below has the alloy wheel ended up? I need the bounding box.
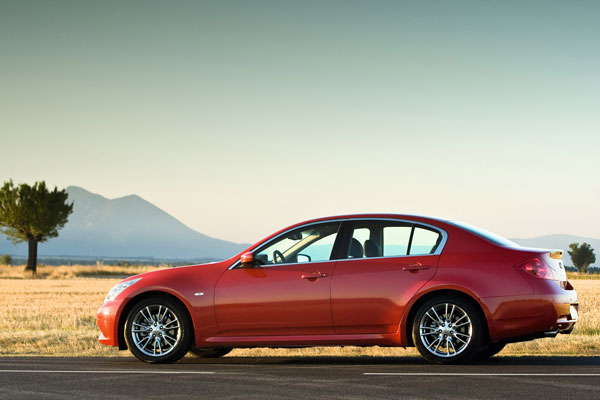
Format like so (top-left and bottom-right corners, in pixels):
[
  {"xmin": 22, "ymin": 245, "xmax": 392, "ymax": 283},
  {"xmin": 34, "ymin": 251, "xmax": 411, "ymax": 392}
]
[
  {"xmin": 418, "ymin": 302, "xmax": 473, "ymax": 358},
  {"xmin": 130, "ymin": 304, "xmax": 182, "ymax": 357}
]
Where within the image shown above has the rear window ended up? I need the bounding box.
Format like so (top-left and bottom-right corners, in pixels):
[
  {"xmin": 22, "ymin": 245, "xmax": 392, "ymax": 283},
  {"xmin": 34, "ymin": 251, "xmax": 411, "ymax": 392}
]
[{"xmin": 448, "ymin": 221, "xmax": 520, "ymax": 247}]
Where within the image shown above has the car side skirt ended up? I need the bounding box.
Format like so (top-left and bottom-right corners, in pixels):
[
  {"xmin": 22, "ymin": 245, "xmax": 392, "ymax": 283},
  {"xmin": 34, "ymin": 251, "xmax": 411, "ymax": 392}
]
[{"xmin": 199, "ymin": 333, "xmax": 404, "ymax": 348}]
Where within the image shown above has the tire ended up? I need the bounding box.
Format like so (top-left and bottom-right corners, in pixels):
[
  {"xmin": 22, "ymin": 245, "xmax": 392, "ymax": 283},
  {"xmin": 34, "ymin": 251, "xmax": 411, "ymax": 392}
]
[
  {"xmin": 124, "ymin": 296, "xmax": 193, "ymax": 363},
  {"xmin": 412, "ymin": 295, "xmax": 484, "ymax": 364},
  {"xmin": 190, "ymin": 347, "xmax": 232, "ymax": 358},
  {"xmin": 474, "ymin": 342, "xmax": 506, "ymax": 361}
]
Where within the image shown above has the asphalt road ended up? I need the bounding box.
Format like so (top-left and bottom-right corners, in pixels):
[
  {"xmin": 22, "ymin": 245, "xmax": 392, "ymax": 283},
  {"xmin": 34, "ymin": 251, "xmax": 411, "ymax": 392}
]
[{"xmin": 1, "ymin": 356, "xmax": 600, "ymax": 399}]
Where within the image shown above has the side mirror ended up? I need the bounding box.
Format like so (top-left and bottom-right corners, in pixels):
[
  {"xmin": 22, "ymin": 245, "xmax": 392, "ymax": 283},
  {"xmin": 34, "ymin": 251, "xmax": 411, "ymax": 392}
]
[
  {"xmin": 297, "ymin": 253, "xmax": 312, "ymax": 263},
  {"xmin": 240, "ymin": 252, "xmax": 254, "ymax": 264}
]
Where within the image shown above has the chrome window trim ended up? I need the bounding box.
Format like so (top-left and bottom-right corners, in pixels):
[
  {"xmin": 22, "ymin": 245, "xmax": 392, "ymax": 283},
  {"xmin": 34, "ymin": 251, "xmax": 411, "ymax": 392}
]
[
  {"xmin": 227, "ymin": 217, "xmax": 448, "ymax": 270},
  {"xmin": 227, "ymin": 219, "xmax": 347, "ymax": 270},
  {"xmin": 351, "ymin": 218, "xmax": 448, "ymax": 256}
]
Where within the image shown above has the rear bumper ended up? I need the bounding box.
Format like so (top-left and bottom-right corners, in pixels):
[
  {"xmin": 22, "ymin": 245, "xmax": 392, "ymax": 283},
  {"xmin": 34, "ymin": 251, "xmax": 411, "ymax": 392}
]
[
  {"xmin": 503, "ymin": 316, "xmax": 576, "ymax": 344},
  {"xmin": 483, "ymin": 280, "xmax": 578, "ymax": 342},
  {"xmin": 553, "ymin": 303, "xmax": 578, "ymax": 333}
]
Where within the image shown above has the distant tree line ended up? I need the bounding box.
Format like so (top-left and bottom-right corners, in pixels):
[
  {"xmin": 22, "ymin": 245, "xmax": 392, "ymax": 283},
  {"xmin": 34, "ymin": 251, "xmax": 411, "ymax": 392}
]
[
  {"xmin": 0, "ymin": 255, "xmax": 220, "ymax": 267},
  {"xmin": 564, "ymin": 265, "xmax": 600, "ymax": 274}
]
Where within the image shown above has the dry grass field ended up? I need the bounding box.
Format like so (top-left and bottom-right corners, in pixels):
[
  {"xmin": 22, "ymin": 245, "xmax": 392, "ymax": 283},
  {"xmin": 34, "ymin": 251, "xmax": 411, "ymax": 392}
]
[
  {"xmin": 0, "ymin": 265, "xmax": 598, "ymax": 358},
  {"xmin": 0, "ymin": 264, "xmax": 164, "ymax": 280}
]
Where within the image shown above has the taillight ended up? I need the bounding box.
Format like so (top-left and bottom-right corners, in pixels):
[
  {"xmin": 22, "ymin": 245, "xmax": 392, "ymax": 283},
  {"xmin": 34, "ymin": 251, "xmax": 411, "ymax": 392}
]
[{"xmin": 515, "ymin": 257, "xmax": 555, "ymax": 280}]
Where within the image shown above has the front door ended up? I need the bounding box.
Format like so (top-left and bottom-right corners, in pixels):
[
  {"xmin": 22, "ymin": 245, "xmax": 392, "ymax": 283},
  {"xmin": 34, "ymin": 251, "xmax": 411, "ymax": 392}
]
[{"xmin": 214, "ymin": 221, "xmax": 342, "ymax": 336}]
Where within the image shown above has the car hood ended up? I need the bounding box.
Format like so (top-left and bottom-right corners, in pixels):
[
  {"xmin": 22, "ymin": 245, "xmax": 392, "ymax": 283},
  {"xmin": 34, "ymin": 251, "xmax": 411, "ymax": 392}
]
[{"xmin": 122, "ymin": 260, "xmax": 232, "ymax": 283}]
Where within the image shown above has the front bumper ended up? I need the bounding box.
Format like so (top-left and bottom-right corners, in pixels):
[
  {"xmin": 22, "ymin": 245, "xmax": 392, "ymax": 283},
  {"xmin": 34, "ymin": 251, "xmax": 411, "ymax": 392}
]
[{"xmin": 97, "ymin": 300, "xmax": 122, "ymax": 347}]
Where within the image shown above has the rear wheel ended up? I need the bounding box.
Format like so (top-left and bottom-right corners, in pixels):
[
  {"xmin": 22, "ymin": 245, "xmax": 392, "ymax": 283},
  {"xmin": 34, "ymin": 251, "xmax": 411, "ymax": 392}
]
[
  {"xmin": 412, "ymin": 295, "xmax": 484, "ymax": 364},
  {"xmin": 124, "ymin": 296, "xmax": 193, "ymax": 363},
  {"xmin": 190, "ymin": 347, "xmax": 232, "ymax": 358}
]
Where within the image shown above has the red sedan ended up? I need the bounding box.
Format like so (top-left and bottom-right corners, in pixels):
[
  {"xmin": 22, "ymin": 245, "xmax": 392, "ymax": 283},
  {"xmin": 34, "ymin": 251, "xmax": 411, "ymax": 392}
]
[{"xmin": 97, "ymin": 214, "xmax": 578, "ymax": 364}]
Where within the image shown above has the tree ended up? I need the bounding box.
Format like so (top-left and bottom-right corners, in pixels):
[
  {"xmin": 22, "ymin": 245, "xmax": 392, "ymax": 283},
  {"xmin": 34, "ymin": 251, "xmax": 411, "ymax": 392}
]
[
  {"xmin": 0, "ymin": 181, "xmax": 73, "ymax": 274},
  {"xmin": 568, "ymin": 242, "xmax": 596, "ymax": 273},
  {"xmin": 0, "ymin": 254, "xmax": 11, "ymax": 266}
]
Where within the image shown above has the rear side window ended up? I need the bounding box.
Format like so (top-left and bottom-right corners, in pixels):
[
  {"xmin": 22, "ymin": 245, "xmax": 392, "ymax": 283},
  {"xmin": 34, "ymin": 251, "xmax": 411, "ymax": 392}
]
[
  {"xmin": 383, "ymin": 226, "xmax": 412, "ymax": 256},
  {"xmin": 347, "ymin": 221, "xmax": 412, "ymax": 258},
  {"xmin": 345, "ymin": 221, "xmax": 443, "ymax": 258},
  {"xmin": 409, "ymin": 227, "xmax": 442, "ymax": 255}
]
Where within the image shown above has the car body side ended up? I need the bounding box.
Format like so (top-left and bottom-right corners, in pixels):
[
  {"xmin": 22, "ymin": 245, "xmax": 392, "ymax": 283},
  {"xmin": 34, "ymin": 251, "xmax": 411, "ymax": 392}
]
[{"xmin": 97, "ymin": 214, "xmax": 578, "ymax": 351}]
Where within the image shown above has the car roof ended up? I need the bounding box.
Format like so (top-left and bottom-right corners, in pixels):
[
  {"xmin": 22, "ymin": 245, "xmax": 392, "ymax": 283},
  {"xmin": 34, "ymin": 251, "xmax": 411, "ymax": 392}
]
[
  {"xmin": 295, "ymin": 213, "xmax": 451, "ymax": 226},
  {"xmin": 267, "ymin": 214, "xmax": 453, "ymax": 239}
]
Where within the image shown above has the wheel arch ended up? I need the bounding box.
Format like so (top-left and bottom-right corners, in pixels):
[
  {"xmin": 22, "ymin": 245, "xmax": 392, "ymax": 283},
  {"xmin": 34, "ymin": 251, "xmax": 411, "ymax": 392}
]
[
  {"xmin": 402, "ymin": 288, "xmax": 492, "ymax": 347},
  {"xmin": 117, "ymin": 290, "xmax": 195, "ymax": 350}
]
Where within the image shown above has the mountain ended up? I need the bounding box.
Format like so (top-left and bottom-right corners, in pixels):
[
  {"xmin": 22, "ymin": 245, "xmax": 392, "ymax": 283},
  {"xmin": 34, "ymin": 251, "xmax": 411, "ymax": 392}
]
[
  {"xmin": 511, "ymin": 234, "xmax": 600, "ymax": 267},
  {"xmin": 0, "ymin": 186, "xmax": 248, "ymax": 260}
]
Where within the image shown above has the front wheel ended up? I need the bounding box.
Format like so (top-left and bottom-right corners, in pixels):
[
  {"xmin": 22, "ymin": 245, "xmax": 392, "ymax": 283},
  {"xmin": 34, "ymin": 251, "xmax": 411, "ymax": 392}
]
[
  {"xmin": 412, "ymin": 296, "xmax": 484, "ymax": 364},
  {"xmin": 124, "ymin": 296, "xmax": 193, "ymax": 363}
]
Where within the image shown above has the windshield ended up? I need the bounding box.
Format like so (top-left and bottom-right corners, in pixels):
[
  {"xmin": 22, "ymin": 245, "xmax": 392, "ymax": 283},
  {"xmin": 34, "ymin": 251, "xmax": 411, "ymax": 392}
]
[{"xmin": 448, "ymin": 221, "xmax": 520, "ymax": 247}]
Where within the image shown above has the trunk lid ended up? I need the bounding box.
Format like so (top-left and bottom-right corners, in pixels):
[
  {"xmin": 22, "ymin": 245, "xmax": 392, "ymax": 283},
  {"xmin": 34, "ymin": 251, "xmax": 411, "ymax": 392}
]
[{"xmin": 542, "ymin": 249, "xmax": 567, "ymax": 281}]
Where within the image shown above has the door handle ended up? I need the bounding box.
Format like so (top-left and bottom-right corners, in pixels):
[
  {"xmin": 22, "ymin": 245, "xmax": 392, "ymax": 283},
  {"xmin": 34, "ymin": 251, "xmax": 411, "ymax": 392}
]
[
  {"xmin": 403, "ymin": 263, "xmax": 431, "ymax": 272},
  {"xmin": 301, "ymin": 272, "xmax": 328, "ymax": 280}
]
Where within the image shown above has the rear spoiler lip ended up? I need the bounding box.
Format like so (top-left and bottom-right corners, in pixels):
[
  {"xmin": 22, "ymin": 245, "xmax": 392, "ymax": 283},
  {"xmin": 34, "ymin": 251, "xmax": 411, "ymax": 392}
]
[
  {"xmin": 505, "ymin": 246, "xmax": 564, "ymax": 259},
  {"xmin": 505, "ymin": 245, "xmax": 551, "ymax": 253}
]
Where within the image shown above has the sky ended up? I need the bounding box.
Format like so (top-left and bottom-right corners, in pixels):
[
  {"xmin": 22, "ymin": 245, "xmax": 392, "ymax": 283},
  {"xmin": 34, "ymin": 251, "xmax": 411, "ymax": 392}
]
[{"xmin": 1, "ymin": 0, "xmax": 599, "ymax": 244}]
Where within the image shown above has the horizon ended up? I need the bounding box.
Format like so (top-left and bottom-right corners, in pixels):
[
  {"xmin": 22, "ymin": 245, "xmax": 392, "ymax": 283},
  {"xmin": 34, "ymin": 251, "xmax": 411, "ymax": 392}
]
[
  {"xmin": 61, "ymin": 185, "xmax": 600, "ymax": 243},
  {"xmin": 1, "ymin": 183, "xmax": 598, "ymax": 268},
  {"xmin": 2, "ymin": 1, "xmax": 599, "ymax": 243}
]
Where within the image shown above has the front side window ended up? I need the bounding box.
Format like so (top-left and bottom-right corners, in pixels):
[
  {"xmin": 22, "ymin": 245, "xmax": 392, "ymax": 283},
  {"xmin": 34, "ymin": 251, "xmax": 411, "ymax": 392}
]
[{"xmin": 254, "ymin": 222, "xmax": 341, "ymax": 266}]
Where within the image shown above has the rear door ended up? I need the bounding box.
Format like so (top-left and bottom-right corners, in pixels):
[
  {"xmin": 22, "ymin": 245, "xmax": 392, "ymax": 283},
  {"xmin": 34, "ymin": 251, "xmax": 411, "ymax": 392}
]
[{"xmin": 331, "ymin": 220, "xmax": 444, "ymax": 334}]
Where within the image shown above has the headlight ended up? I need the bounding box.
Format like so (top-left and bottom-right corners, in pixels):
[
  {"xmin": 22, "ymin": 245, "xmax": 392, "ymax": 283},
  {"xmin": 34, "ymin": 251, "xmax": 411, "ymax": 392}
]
[{"xmin": 104, "ymin": 278, "xmax": 142, "ymax": 303}]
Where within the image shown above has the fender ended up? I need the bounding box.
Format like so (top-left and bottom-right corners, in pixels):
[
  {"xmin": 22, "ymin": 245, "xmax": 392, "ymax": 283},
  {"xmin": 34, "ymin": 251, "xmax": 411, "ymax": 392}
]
[
  {"xmin": 398, "ymin": 283, "xmax": 496, "ymax": 346},
  {"xmin": 114, "ymin": 285, "xmax": 197, "ymax": 349}
]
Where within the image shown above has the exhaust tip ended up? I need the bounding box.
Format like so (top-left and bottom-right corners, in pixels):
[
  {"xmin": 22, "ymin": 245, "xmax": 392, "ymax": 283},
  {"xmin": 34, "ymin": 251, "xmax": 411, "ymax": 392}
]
[{"xmin": 543, "ymin": 329, "xmax": 559, "ymax": 338}]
